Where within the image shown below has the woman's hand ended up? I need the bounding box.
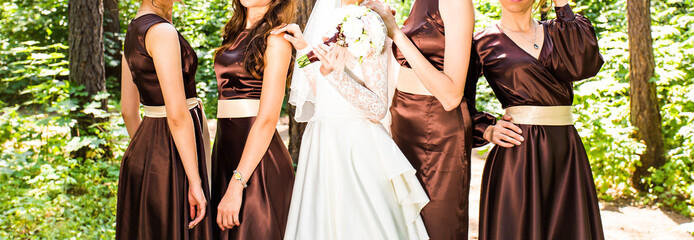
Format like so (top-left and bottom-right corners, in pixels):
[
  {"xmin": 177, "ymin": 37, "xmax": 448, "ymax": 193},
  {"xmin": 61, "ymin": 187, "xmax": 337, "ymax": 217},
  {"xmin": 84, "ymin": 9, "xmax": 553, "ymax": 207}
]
[
  {"xmin": 553, "ymin": 0, "xmax": 569, "ymax": 8},
  {"xmin": 312, "ymin": 43, "xmax": 350, "ymax": 76},
  {"xmin": 216, "ymin": 181, "xmax": 244, "ymax": 230},
  {"xmin": 187, "ymin": 184, "xmax": 207, "ymax": 229},
  {"xmin": 362, "ymin": 0, "xmax": 400, "ymax": 38},
  {"xmin": 483, "ymin": 114, "xmax": 524, "ymax": 148},
  {"xmin": 271, "ymin": 23, "xmax": 308, "ymax": 50}
]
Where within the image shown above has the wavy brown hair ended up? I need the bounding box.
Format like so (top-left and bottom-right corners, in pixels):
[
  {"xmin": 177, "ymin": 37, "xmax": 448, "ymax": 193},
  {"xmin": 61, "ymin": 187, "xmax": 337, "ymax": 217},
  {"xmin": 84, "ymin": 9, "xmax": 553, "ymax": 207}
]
[
  {"xmin": 215, "ymin": 0, "xmax": 296, "ymax": 78},
  {"xmin": 535, "ymin": 0, "xmax": 552, "ymax": 12}
]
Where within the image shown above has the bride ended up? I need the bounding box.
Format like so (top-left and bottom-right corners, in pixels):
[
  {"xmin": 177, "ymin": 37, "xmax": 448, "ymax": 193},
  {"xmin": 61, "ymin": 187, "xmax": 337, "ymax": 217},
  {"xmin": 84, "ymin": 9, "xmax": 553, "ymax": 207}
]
[{"xmin": 271, "ymin": 0, "xmax": 430, "ymax": 239}]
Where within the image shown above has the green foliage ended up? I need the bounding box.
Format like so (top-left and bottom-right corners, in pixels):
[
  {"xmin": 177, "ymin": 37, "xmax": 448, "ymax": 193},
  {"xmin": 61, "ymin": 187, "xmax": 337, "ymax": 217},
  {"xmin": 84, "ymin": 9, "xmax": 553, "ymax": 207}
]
[
  {"xmin": 0, "ymin": 81, "xmax": 126, "ymax": 238},
  {"xmin": 576, "ymin": 0, "xmax": 694, "ymax": 215},
  {"xmin": 1, "ymin": 0, "xmax": 126, "ymax": 238}
]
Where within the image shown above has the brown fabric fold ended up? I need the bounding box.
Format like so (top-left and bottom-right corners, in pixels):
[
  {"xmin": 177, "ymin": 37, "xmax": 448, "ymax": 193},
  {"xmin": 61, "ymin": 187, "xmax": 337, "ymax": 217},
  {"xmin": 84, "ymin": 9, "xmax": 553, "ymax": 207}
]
[{"xmin": 390, "ymin": 90, "xmax": 471, "ymax": 240}]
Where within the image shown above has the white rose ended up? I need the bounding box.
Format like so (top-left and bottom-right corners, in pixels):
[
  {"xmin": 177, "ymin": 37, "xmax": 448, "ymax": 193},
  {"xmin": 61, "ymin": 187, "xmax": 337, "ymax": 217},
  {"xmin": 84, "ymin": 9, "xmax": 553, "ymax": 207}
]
[
  {"xmin": 347, "ymin": 40, "xmax": 371, "ymax": 57},
  {"xmin": 343, "ymin": 5, "xmax": 367, "ymax": 18},
  {"xmin": 341, "ymin": 17, "xmax": 364, "ymax": 42},
  {"xmin": 369, "ymin": 21, "xmax": 386, "ymax": 52}
]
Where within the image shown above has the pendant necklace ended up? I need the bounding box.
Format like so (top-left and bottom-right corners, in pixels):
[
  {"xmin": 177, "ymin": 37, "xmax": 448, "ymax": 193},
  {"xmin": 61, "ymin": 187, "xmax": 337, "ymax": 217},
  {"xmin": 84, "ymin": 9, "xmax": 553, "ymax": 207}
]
[{"xmin": 499, "ymin": 20, "xmax": 539, "ymax": 49}]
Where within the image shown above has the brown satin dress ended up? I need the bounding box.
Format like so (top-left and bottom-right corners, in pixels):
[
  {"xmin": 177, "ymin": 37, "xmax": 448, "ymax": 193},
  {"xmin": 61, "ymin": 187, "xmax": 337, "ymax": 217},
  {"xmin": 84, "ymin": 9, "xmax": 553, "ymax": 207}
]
[
  {"xmin": 211, "ymin": 29, "xmax": 295, "ymax": 240},
  {"xmin": 472, "ymin": 5, "xmax": 605, "ymax": 240},
  {"xmin": 392, "ymin": 0, "xmax": 495, "ymax": 239},
  {"xmin": 117, "ymin": 14, "xmax": 213, "ymax": 239}
]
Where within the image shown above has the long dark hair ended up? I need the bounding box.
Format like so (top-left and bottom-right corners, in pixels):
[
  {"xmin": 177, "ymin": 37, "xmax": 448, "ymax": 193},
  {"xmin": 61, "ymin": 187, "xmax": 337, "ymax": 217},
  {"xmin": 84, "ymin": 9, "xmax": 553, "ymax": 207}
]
[{"xmin": 215, "ymin": 0, "xmax": 296, "ymax": 78}]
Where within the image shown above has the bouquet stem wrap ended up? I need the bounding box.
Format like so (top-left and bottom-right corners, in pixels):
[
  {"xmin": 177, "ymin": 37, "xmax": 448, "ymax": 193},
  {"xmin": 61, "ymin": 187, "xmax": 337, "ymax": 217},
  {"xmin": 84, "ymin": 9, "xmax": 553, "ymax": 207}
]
[{"xmin": 297, "ymin": 30, "xmax": 342, "ymax": 68}]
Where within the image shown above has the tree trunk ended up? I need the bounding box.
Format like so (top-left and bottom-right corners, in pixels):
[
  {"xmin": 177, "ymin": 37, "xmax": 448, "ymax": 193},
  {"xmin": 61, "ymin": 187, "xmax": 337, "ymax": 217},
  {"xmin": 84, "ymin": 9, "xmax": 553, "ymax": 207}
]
[
  {"xmin": 103, "ymin": 0, "xmax": 121, "ymax": 91},
  {"xmin": 627, "ymin": 0, "xmax": 666, "ymax": 191},
  {"xmin": 287, "ymin": 0, "xmax": 317, "ymax": 164},
  {"xmin": 68, "ymin": 0, "xmax": 106, "ymax": 159}
]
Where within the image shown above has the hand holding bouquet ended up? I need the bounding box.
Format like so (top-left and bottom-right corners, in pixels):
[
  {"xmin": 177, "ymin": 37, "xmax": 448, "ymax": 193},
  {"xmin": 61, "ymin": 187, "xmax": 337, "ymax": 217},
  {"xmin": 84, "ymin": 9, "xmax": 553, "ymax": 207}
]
[{"xmin": 297, "ymin": 5, "xmax": 387, "ymax": 68}]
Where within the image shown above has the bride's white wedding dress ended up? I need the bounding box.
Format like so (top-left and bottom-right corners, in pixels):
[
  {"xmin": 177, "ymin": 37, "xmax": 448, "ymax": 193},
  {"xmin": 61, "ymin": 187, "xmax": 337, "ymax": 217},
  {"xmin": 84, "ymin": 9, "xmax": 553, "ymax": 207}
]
[{"xmin": 283, "ymin": 2, "xmax": 429, "ymax": 240}]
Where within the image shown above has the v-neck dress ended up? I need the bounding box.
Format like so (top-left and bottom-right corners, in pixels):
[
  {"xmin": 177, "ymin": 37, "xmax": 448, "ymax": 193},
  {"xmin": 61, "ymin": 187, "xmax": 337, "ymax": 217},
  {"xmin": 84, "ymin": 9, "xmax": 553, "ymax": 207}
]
[{"xmin": 471, "ymin": 5, "xmax": 605, "ymax": 240}]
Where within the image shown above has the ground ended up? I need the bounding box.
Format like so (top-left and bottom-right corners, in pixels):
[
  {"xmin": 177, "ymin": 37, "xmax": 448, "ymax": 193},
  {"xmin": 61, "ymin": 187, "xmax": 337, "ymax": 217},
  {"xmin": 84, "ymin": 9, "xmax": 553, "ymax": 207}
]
[{"xmin": 208, "ymin": 117, "xmax": 694, "ymax": 239}]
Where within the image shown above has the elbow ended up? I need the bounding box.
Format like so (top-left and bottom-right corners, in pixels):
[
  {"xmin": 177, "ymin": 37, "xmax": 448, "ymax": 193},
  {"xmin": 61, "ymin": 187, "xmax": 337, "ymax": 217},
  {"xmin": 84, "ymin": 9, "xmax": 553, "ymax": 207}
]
[
  {"xmin": 254, "ymin": 114, "xmax": 280, "ymax": 130},
  {"xmin": 166, "ymin": 110, "xmax": 191, "ymax": 128},
  {"xmin": 372, "ymin": 103, "xmax": 388, "ymax": 121},
  {"xmin": 121, "ymin": 107, "xmax": 139, "ymax": 122},
  {"xmin": 375, "ymin": 110, "xmax": 387, "ymax": 121},
  {"xmin": 440, "ymin": 93, "xmax": 464, "ymax": 112}
]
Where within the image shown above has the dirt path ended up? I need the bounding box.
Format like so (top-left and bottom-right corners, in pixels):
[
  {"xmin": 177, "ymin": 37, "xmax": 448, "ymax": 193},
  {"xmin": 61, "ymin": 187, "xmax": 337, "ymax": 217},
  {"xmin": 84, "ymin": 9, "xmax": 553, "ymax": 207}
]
[{"xmin": 209, "ymin": 117, "xmax": 694, "ymax": 239}]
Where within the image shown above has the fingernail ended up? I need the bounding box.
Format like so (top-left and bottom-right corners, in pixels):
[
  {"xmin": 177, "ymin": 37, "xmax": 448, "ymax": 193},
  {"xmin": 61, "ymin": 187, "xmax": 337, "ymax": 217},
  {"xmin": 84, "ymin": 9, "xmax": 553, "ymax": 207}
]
[{"xmin": 520, "ymin": 137, "xmax": 525, "ymax": 141}]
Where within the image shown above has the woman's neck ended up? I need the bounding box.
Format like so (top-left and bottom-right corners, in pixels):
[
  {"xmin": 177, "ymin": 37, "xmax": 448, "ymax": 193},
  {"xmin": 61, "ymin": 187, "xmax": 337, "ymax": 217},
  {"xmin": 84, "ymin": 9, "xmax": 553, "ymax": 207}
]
[
  {"xmin": 246, "ymin": 5, "xmax": 269, "ymax": 29},
  {"xmin": 499, "ymin": 8, "xmax": 534, "ymax": 32},
  {"xmin": 138, "ymin": 2, "xmax": 173, "ymax": 22}
]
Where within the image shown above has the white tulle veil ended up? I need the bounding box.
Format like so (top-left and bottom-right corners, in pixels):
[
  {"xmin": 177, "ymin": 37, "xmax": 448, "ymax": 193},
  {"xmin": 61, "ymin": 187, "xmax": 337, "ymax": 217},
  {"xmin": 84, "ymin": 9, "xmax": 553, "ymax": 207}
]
[{"xmin": 288, "ymin": 0, "xmax": 400, "ymax": 124}]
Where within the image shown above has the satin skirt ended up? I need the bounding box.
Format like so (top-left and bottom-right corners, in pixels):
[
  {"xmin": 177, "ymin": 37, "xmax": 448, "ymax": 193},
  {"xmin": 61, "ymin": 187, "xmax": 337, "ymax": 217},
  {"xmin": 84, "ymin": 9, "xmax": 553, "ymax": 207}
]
[
  {"xmin": 116, "ymin": 106, "xmax": 213, "ymax": 240},
  {"xmin": 479, "ymin": 124, "xmax": 605, "ymax": 240},
  {"xmin": 211, "ymin": 117, "xmax": 295, "ymax": 240},
  {"xmin": 390, "ymin": 90, "xmax": 473, "ymax": 240},
  {"xmin": 284, "ymin": 115, "xmax": 430, "ymax": 240}
]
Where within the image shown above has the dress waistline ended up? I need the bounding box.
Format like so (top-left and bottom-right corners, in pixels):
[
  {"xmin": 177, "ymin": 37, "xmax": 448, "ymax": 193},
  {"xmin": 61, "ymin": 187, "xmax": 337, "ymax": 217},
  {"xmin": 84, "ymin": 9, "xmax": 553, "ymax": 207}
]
[
  {"xmin": 505, "ymin": 105, "xmax": 573, "ymax": 126},
  {"xmin": 217, "ymin": 99, "xmax": 260, "ymax": 118}
]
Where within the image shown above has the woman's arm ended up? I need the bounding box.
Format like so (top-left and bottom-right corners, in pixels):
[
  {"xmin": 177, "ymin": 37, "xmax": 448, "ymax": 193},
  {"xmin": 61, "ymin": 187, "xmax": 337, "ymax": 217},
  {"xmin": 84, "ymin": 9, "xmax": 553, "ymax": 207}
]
[
  {"xmin": 554, "ymin": 0, "xmax": 568, "ymax": 7},
  {"xmin": 311, "ymin": 43, "xmax": 388, "ymax": 121},
  {"xmin": 216, "ymin": 33, "xmax": 293, "ymax": 230},
  {"xmin": 146, "ymin": 23, "xmax": 206, "ymax": 227},
  {"xmin": 120, "ymin": 55, "xmax": 141, "ymax": 137},
  {"xmin": 366, "ymin": 0, "xmax": 475, "ymax": 111}
]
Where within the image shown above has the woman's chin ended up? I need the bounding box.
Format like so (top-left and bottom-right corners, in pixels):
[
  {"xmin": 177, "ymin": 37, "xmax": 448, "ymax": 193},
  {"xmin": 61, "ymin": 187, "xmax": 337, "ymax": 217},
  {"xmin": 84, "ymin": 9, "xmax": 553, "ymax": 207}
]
[{"xmin": 499, "ymin": 0, "xmax": 534, "ymax": 13}]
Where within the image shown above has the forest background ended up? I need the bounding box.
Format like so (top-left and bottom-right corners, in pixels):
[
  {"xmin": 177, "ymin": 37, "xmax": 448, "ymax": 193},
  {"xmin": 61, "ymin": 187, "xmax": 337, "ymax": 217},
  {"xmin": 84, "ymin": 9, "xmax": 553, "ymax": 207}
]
[{"xmin": 0, "ymin": 0, "xmax": 692, "ymax": 238}]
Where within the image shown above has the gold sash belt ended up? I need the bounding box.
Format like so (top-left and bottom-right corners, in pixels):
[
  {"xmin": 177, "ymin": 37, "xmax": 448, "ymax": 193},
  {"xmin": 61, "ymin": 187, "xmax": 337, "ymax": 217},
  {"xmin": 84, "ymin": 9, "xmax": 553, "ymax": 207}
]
[
  {"xmin": 396, "ymin": 67, "xmax": 434, "ymax": 96},
  {"xmin": 217, "ymin": 99, "xmax": 260, "ymax": 118},
  {"xmin": 143, "ymin": 98, "xmax": 212, "ymax": 191},
  {"xmin": 505, "ymin": 105, "xmax": 574, "ymax": 126}
]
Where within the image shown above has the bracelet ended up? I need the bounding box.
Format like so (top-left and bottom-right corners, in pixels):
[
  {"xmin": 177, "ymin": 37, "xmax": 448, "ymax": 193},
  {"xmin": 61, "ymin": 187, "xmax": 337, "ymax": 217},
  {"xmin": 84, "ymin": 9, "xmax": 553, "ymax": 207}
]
[{"xmin": 232, "ymin": 170, "xmax": 248, "ymax": 188}]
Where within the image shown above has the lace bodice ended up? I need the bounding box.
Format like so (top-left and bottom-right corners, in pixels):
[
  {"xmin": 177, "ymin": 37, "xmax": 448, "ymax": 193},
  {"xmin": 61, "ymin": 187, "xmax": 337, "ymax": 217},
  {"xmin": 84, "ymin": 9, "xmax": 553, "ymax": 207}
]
[{"xmin": 300, "ymin": 47, "xmax": 388, "ymax": 122}]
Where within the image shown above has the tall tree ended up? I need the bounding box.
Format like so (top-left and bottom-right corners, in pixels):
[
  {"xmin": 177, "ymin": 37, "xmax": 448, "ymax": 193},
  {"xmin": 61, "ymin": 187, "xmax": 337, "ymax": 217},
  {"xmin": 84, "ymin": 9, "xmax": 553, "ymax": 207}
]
[
  {"xmin": 104, "ymin": 0, "xmax": 122, "ymax": 89},
  {"xmin": 627, "ymin": 0, "xmax": 666, "ymax": 191},
  {"xmin": 287, "ymin": 0, "xmax": 317, "ymax": 163},
  {"xmin": 68, "ymin": 0, "xmax": 107, "ymax": 158}
]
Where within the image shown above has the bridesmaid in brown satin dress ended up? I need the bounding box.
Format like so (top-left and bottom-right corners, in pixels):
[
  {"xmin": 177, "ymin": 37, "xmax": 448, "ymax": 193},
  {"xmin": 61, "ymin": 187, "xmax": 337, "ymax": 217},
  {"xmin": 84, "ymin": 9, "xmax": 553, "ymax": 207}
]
[
  {"xmin": 211, "ymin": 0, "xmax": 295, "ymax": 239},
  {"xmin": 366, "ymin": 0, "xmax": 496, "ymax": 238},
  {"xmin": 117, "ymin": 0, "xmax": 212, "ymax": 239},
  {"xmin": 471, "ymin": 0, "xmax": 605, "ymax": 239}
]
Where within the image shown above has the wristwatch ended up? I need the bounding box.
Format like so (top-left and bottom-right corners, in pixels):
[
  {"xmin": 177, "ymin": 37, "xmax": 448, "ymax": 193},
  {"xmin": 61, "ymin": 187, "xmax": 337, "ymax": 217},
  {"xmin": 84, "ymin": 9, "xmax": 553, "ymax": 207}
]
[{"xmin": 232, "ymin": 170, "xmax": 248, "ymax": 188}]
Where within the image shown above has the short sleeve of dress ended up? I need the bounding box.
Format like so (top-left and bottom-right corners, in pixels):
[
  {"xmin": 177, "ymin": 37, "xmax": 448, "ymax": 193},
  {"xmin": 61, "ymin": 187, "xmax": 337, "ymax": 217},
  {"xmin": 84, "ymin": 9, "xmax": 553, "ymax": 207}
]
[{"xmin": 546, "ymin": 5, "xmax": 604, "ymax": 82}]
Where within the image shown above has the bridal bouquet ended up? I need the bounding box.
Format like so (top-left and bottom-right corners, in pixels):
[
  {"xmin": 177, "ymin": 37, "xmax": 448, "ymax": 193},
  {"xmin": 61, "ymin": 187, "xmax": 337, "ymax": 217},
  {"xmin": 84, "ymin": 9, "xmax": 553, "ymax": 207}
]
[{"xmin": 297, "ymin": 5, "xmax": 386, "ymax": 68}]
